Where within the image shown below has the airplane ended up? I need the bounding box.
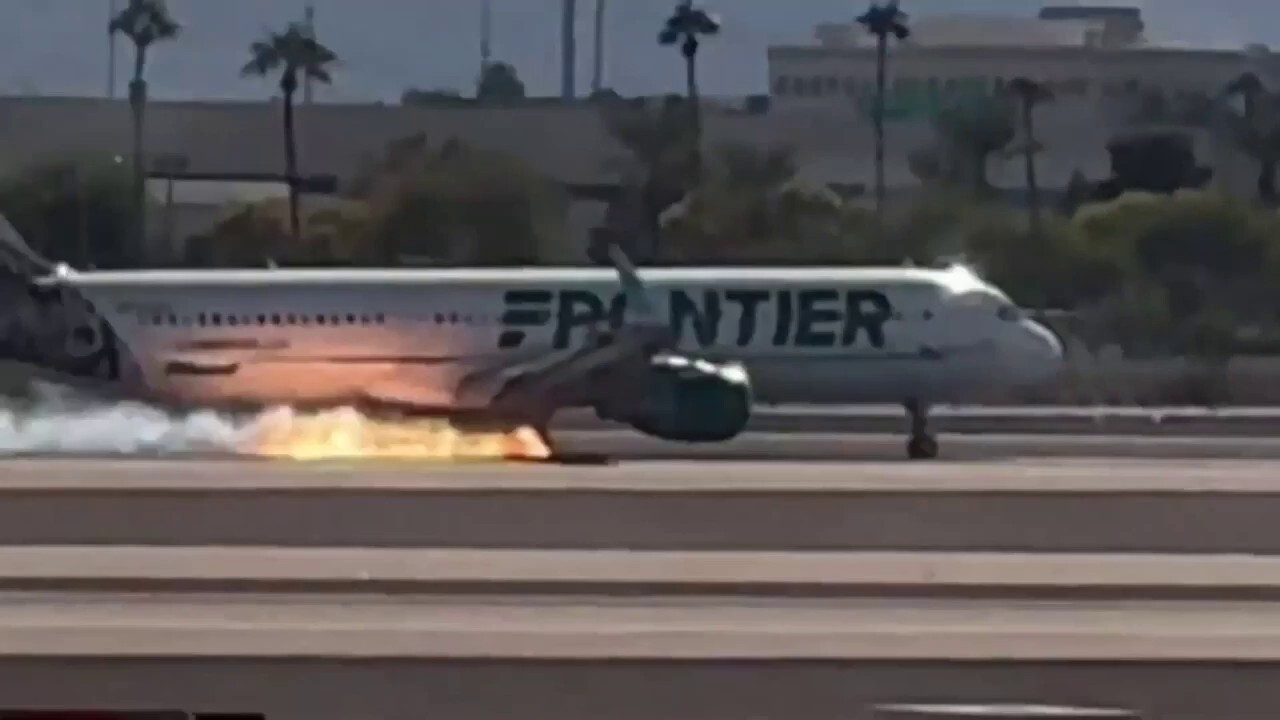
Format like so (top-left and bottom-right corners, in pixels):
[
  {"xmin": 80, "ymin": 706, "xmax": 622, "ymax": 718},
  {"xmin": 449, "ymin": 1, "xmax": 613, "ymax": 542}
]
[{"xmin": 0, "ymin": 219, "xmax": 1064, "ymax": 460}]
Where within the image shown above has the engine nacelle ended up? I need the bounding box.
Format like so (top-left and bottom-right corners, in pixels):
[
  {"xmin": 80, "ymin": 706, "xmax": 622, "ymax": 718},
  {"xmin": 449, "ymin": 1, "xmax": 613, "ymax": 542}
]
[{"xmin": 598, "ymin": 354, "xmax": 752, "ymax": 443}]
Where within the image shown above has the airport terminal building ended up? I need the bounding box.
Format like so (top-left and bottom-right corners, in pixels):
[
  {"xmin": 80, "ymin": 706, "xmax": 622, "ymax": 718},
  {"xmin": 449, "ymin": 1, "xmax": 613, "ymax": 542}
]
[
  {"xmin": 0, "ymin": 5, "xmax": 1271, "ymax": 262},
  {"xmin": 767, "ymin": 5, "xmax": 1280, "ymax": 118}
]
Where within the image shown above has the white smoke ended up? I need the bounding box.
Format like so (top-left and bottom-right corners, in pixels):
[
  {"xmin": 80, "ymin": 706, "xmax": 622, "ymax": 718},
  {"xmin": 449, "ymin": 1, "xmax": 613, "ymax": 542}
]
[{"xmin": 0, "ymin": 381, "xmax": 256, "ymax": 455}]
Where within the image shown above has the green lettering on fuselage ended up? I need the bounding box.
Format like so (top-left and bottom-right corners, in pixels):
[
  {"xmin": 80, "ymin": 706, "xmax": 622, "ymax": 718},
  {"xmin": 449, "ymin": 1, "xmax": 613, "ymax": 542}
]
[{"xmin": 498, "ymin": 287, "xmax": 894, "ymax": 351}]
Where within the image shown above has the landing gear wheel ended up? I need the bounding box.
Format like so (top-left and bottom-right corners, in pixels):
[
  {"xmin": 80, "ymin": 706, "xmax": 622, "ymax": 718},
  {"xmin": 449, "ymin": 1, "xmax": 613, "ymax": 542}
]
[
  {"xmin": 904, "ymin": 397, "xmax": 939, "ymax": 461},
  {"xmin": 907, "ymin": 433, "xmax": 939, "ymax": 460}
]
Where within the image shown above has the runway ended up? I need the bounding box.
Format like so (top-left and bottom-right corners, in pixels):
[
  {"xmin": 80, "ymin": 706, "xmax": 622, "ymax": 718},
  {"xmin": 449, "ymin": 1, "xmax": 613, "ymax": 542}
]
[
  {"xmin": 8, "ymin": 428, "xmax": 1280, "ymax": 462},
  {"xmin": 0, "ymin": 452, "xmax": 1279, "ymax": 552},
  {"xmin": 3, "ymin": 431, "xmax": 1280, "ymax": 719},
  {"xmin": 550, "ymin": 430, "xmax": 1280, "ymax": 460},
  {"xmin": 1, "ymin": 547, "xmax": 1280, "ymax": 599},
  {"xmin": 0, "ymin": 591, "xmax": 1276, "ymax": 660}
]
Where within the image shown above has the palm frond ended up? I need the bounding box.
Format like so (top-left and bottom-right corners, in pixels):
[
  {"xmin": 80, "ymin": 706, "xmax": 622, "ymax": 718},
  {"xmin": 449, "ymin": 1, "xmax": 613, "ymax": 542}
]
[{"xmin": 109, "ymin": 0, "xmax": 181, "ymax": 46}]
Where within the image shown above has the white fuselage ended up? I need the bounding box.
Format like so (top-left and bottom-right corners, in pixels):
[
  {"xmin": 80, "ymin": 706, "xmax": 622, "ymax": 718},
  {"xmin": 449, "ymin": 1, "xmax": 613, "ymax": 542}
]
[{"xmin": 19, "ymin": 265, "xmax": 1064, "ymax": 411}]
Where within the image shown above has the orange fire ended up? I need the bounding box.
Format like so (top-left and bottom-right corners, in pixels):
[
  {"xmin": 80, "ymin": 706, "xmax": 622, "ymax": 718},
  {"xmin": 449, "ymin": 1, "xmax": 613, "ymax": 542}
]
[{"xmin": 240, "ymin": 407, "xmax": 553, "ymax": 461}]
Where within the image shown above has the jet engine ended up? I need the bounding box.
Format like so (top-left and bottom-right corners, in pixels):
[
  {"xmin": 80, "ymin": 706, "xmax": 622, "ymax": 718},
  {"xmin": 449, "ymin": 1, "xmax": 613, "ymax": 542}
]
[{"xmin": 596, "ymin": 354, "xmax": 752, "ymax": 442}]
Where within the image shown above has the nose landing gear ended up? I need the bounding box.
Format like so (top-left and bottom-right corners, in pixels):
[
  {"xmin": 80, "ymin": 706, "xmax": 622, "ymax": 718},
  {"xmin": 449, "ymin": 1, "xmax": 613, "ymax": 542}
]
[{"xmin": 905, "ymin": 398, "xmax": 938, "ymax": 460}]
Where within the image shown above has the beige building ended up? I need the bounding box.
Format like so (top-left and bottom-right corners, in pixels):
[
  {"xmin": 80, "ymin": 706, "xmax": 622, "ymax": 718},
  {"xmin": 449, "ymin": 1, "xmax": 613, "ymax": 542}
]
[{"xmin": 768, "ymin": 5, "xmax": 1279, "ymax": 118}]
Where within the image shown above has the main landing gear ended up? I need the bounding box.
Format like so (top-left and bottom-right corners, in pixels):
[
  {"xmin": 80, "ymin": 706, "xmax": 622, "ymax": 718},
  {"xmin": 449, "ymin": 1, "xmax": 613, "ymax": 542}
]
[{"xmin": 905, "ymin": 398, "xmax": 939, "ymax": 460}]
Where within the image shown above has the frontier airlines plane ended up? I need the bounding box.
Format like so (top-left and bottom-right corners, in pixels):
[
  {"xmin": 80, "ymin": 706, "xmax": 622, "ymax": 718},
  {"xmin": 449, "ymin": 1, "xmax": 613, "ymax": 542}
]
[{"xmin": 0, "ymin": 223, "xmax": 1062, "ymax": 459}]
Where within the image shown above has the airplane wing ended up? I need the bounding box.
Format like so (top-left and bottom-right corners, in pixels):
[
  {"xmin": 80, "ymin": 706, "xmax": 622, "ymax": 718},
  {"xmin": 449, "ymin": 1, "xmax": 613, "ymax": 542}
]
[{"xmin": 452, "ymin": 242, "xmax": 675, "ymax": 420}]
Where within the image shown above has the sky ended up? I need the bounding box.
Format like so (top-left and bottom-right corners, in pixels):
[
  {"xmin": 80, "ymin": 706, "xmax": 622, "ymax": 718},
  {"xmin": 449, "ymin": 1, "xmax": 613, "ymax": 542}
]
[{"xmin": 1, "ymin": 1, "xmax": 1277, "ymax": 102}]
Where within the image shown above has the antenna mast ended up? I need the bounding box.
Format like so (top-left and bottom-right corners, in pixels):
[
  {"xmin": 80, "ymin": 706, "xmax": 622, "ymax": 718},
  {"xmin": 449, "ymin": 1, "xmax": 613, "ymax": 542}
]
[
  {"xmin": 561, "ymin": 0, "xmax": 576, "ymax": 99},
  {"xmin": 481, "ymin": 0, "xmax": 493, "ymax": 71},
  {"xmin": 107, "ymin": 0, "xmax": 118, "ymax": 98},
  {"xmin": 302, "ymin": 4, "xmax": 316, "ymax": 104},
  {"xmin": 591, "ymin": 0, "xmax": 605, "ymax": 93}
]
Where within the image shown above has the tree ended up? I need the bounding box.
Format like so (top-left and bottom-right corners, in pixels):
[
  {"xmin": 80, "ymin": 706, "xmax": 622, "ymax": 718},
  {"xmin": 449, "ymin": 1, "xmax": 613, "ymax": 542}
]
[
  {"xmin": 1062, "ymin": 192, "xmax": 1280, "ymax": 356},
  {"xmin": 108, "ymin": 0, "xmax": 181, "ymax": 266},
  {"xmin": 1224, "ymin": 72, "xmax": 1280, "ymax": 205},
  {"xmin": 599, "ymin": 94, "xmax": 699, "ymax": 260},
  {"xmin": 658, "ymin": 1, "xmax": 721, "ymax": 180},
  {"xmin": 0, "ymin": 155, "xmax": 135, "ymax": 269},
  {"xmin": 401, "ymin": 88, "xmax": 469, "ymax": 107},
  {"xmin": 241, "ymin": 23, "xmax": 338, "ymax": 245},
  {"xmin": 188, "ymin": 197, "xmax": 377, "ymax": 268},
  {"xmin": 932, "ymin": 95, "xmax": 1016, "ymax": 191},
  {"xmin": 659, "ymin": 143, "xmax": 874, "ymax": 263},
  {"xmin": 1007, "ymin": 77, "xmax": 1055, "ymax": 235},
  {"xmin": 1090, "ymin": 131, "xmax": 1213, "ymax": 201},
  {"xmin": 588, "ymin": 88, "xmax": 622, "ymax": 103},
  {"xmin": 856, "ymin": 0, "xmax": 911, "ymax": 234},
  {"xmin": 352, "ymin": 135, "xmax": 566, "ymax": 265},
  {"xmin": 476, "ymin": 62, "xmax": 526, "ymax": 104}
]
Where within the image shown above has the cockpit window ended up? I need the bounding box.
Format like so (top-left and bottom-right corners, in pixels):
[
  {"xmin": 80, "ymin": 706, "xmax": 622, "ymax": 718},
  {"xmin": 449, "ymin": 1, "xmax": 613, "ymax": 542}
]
[{"xmin": 997, "ymin": 305, "xmax": 1022, "ymax": 322}]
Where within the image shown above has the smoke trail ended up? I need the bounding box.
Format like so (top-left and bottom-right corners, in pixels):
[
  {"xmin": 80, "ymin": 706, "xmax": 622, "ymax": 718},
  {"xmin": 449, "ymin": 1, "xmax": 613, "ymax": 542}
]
[
  {"xmin": 0, "ymin": 381, "xmax": 551, "ymax": 460},
  {"xmin": 0, "ymin": 381, "xmax": 247, "ymax": 455}
]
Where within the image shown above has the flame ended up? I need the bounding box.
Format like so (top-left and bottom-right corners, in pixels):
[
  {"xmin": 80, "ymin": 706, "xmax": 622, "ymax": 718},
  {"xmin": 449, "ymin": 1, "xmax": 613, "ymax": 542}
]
[{"xmin": 239, "ymin": 406, "xmax": 553, "ymax": 462}]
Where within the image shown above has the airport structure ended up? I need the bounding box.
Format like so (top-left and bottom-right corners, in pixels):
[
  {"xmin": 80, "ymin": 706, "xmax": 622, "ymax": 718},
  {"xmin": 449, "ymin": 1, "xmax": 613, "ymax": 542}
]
[
  {"xmin": 768, "ymin": 6, "xmax": 1280, "ymax": 116},
  {"xmin": 0, "ymin": 4, "xmax": 1274, "ymax": 261}
]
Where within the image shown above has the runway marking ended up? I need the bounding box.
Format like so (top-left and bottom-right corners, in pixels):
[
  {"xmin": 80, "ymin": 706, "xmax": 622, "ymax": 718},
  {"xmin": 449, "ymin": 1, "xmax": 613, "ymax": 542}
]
[
  {"xmin": 2, "ymin": 592, "xmax": 1280, "ymax": 659},
  {"xmin": 1, "ymin": 547, "xmax": 1280, "ymax": 589},
  {"xmin": 0, "ymin": 455, "xmax": 1277, "ymax": 492}
]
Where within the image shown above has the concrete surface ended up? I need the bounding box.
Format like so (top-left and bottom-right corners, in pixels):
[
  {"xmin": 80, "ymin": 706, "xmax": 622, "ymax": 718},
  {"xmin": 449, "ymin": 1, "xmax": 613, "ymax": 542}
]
[
  {"xmin": 0, "ymin": 592, "xmax": 1279, "ymax": 660},
  {"xmin": 870, "ymin": 703, "xmax": 1140, "ymax": 720},
  {"xmin": 0, "ymin": 432, "xmax": 1273, "ymax": 718},
  {"xmin": 0, "ymin": 547, "xmax": 1277, "ymax": 599},
  {"xmin": 1, "ymin": 456, "xmax": 1280, "ymax": 552},
  {"xmin": 551, "ymin": 430, "xmax": 1280, "ymax": 460},
  {"xmin": 0, "ymin": 659, "xmax": 1270, "ymax": 720},
  {"xmin": 555, "ymin": 405, "xmax": 1280, "ymax": 436}
]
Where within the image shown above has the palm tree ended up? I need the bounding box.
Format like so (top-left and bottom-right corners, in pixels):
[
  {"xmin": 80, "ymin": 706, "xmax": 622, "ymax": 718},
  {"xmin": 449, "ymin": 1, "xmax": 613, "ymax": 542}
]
[
  {"xmin": 1007, "ymin": 77, "xmax": 1054, "ymax": 235},
  {"xmin": 1224, "ymin": 72, "xmax": 1280, "ymax": 205},
  {"xmin": 856, "ymin": 1, "xmax": 910, "ymax": 234},
  {"xmin": 241, "ymin": 23, "xmax": 338, "ymax": 244},
  {"xmin": 600, "ymin": 95, "xmax": 697, "ymax": 261},
  {"xmin": 934, "ymin": 96, "xmax": 1015, "ymax": 192},
  {"xmin": 658, "ymin": 1, "xmax": 721, "ymax": 179},
  {"xmin": 108, "ymin": 0, "xmax": 181, "ymax": 265}
]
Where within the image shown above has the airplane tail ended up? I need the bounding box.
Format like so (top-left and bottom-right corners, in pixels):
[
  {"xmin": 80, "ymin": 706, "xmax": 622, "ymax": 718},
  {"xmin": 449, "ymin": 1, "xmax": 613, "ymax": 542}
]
[
  {"xmin": 0, "ymin": 213, "xmax": 57, "ymax": 278},
  {"xmin": 0, "ymin": 213, "xmax": 133, "ymax": 388}
]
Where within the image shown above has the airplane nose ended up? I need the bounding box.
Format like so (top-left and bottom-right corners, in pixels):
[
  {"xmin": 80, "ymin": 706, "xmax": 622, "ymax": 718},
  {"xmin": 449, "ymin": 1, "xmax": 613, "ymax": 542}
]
[
  {"xmin": 1012, "ymin": 319, "xmax": 1066, "ymax": 382},
  {"xmin": 1031, "ymin": 320, "xmax": 1065, "ymax": 362}
]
